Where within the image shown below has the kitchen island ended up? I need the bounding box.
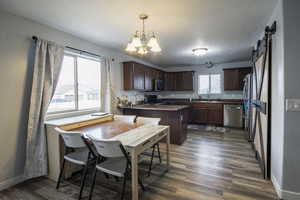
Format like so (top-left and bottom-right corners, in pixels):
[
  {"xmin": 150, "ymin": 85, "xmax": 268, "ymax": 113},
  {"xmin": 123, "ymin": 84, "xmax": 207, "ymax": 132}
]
[
  {"xmin": 159, "ymin": 99, "xmax": 243, "ymax": 126},
  {"xmin": 119, "ymin": 104, "xmax": 189, "ymax": 145}
]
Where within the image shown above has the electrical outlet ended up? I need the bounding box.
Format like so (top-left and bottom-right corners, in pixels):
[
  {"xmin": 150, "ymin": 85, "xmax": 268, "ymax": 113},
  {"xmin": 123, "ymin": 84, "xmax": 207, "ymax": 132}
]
[{"xmin": 286, "ymin": 99, "xmax": 300, "ymax": 112}]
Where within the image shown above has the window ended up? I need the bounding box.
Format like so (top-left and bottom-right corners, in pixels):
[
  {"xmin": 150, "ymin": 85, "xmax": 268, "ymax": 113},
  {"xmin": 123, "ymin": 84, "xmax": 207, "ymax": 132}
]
[
  {"xmin": 198, "ymin": 74, "xmax": 221, "ymax": 94},
  {"xmin": 47, "ymin": 53, "xmax": 101, "ymax": 114}
]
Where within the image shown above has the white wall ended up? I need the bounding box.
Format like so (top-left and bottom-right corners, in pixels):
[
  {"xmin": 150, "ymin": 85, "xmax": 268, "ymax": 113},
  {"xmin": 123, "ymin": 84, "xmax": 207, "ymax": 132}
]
[
  {"xmin": 257, "ymin": 0, "xmax": 300, "ymax": 199},
  {"xmin": 281, "ymin": 0, "xmax": 300, "ymax": 197},
  {"xmin": 0, "ymin": 10, "xmax": 160, "ymax": 189},
  {"xmin": 266, "ymin": 0, "xmax": 285, "ymax": 196},
  {"xmin": 156, "ymin": 61, "xmax": 251, "ymax": 99}
]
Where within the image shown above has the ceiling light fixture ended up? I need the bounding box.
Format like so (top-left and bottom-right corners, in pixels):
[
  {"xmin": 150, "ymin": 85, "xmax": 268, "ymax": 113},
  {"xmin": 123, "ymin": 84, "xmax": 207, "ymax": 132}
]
[
  {"xmin": 192, "ymin": 48, "xmax": 208, "ymax": 56},
  {"xmin": 125, "ymin": 14, "xmax": 161, "ymax": 55}
]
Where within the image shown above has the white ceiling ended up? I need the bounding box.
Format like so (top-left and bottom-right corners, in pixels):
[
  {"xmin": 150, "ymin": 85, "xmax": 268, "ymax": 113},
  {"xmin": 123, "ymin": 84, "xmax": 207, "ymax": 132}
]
[{"xmin": 0, "ymin": 0, "xmax": 277, "ymax": 67}]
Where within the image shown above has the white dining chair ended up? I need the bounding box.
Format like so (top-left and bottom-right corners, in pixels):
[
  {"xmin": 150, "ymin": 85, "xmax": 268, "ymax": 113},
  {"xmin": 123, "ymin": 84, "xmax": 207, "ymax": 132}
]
[
  {"xmin": 55, "ymin": 127, "xmax": 96, "ymax": 200},
  {"xmin": 113, "ymin": 114, "xmax": 136, "ymax": 124},
  {"xmin": 136, "ymin": 117, "xmax": 162, "ymax": 176},
  {"xmin": 136, "ymin": 116, "xmax": 160, "ymax": 125},
  {"xmin": 87, "ymin": 137, "xmax": 145, "ymax": 200}
]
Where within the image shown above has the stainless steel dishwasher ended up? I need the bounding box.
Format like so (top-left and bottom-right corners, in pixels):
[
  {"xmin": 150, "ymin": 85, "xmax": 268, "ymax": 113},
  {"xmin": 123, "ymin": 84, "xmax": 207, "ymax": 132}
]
[{"xmin": 223, "ymin": 104, "xmax": 243, "ymax": 128}]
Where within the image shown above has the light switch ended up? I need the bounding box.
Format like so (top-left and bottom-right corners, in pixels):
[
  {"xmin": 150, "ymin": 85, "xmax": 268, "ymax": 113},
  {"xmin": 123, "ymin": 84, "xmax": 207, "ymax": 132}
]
[{"xmin": 286, "ymin": 99, "xmax": 300, "ymax": 112}]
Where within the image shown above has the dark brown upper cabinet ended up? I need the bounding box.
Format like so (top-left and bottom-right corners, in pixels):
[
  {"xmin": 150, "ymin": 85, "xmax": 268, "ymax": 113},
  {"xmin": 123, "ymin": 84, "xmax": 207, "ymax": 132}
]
[
  {"xmin": 144, "ymin": 67, "xmax": 154, "ymax": 91},
  {"xmin": 123, "ymin": 61, "xmax": 194, "ymax": 91},
  {"xmin": 223, "ymin": 67, "xmax": 252, "ymax": 91},
  {"xmin": 179, "ymin": 71, "xmax": 194, "ymax": 91},
  {"xmin": 123, "ymin": 62, "xmax": 145, "ymax": 91},
  {"xmin": 152, "ymin": 69, "xmax": 164, "ymax": 80},
  {"xmin": 164, "ymin": 72, "xmax": 176, "ymax": 91},
  {"xmin": 164, "ymin": 71, "xmax": 194, "ymax": 91},
  {"xmin": 123, "ymin": 61, "xmax": 164, "ymax": 91}
]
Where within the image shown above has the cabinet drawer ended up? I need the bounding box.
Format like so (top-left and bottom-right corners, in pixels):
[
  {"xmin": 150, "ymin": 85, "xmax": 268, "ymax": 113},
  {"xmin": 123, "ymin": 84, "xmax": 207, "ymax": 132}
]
[
  {"xmin": 192, "ymin": 103, "xmax": 223, "ymax": 109},
  {"xmin": 207, "ymin": 103, "xmax": 223, "ymax": 110},
  {"xmin": 192, "ymin": 103, "xmax": 209, "ymax": 108}
]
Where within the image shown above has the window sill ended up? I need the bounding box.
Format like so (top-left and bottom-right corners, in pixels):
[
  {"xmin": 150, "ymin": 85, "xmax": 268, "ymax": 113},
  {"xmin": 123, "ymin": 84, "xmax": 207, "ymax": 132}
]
[{"xmin": 45, "ymin": 109, "xmax": 101, "ymax": 121}]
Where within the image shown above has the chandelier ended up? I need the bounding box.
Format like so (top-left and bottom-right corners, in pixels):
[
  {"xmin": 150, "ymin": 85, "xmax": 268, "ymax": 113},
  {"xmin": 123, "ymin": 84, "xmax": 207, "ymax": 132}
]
[
  {"xmin": 125, "ymin": 14, "xmax": 161, "ymax": 55},
  {"xmin": 192, "ymin": 48, "xmax": 208, "ymax": 56}
]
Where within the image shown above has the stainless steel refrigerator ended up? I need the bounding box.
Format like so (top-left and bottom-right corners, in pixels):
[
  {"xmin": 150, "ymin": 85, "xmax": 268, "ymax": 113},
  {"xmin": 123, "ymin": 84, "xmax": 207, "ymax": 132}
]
[{"xmin": 243, "ymin": 73, "xmax": 252, "ymax": 141}]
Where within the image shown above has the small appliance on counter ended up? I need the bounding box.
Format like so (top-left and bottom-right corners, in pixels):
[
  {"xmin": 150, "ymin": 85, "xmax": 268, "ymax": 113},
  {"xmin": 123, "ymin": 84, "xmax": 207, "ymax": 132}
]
[
  {"xmin": 117, "ymin": 95, "xmax": 130, "ymax": 107},
  {"xmin": 243, "ymin": 74, "xmax": 252, "ymax": 139},
  {"xmin": 144, "ymin": 95, "xmax": 158, "ymax": 104}
]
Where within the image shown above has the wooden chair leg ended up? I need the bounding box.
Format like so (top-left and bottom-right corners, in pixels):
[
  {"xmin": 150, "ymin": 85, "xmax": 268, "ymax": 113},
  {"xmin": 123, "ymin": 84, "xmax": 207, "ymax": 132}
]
[
  {"xmin": 88, "ymin": 167, "xmax": 98, "ymax": 200},
  {"xmin": 78, "ymin": 164, "xmax": 89, "ymax": 200},
  {"xmin": 148, "ymin": 146, "xmax": 156, "ymax": 176},
  {"xmin": 56, "ymin": 159, "xmax": 66, "ymax": 190}
]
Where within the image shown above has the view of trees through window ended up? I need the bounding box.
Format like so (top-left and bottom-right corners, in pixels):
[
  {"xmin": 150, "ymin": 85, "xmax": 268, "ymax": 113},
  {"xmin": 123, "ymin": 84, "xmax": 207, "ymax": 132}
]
[{"xmin": 48, "ymin": 54, "xmax": 101, "ymax": 113}]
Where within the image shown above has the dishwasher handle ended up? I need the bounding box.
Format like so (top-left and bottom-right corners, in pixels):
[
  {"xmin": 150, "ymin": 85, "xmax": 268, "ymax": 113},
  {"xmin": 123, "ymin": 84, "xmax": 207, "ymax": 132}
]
[{"xmin": 224, "ymin": 105, "xmax": 242, "ymax": 110}]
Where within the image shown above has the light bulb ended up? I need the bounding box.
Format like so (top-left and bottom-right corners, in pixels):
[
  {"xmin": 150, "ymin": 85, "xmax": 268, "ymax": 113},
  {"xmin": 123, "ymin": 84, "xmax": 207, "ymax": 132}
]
[
  {"xmin": 151, "ymin": 45, "xmax": 161, "ymax": 53},
  {"xmin": 131, "ymin": 33, "xmax": 142, "ymax": 48},
  {"xmin": 125, "ymin": 42, "xmax": 136, "ymax": 52},
  {"xmin": 147, "ymin": 35, "xmax": 159, "ymax": 48},
  {"xmin": 137, "ymin": 47, "xmax": 148, "ymax": 55},
  {"xmin": 192, "ymin": 48, "xmax": 208, "ymax": 56}
]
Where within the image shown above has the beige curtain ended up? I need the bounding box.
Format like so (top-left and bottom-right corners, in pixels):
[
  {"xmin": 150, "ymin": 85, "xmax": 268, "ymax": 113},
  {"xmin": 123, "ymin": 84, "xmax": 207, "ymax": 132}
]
[
  {"xmin": 102, "ymin": 58, "xmax": 119, "ymax": 114},
  {"xmin": 24, "ymin": 39, "xmax": 64, "ymax": 179}
]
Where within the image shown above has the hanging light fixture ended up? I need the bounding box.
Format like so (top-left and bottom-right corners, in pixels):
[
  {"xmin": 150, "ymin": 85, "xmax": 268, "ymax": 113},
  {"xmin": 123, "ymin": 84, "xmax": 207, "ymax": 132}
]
[
  {"xmin": 192, "ymin": 48, "xmax": 208, "ymax": 56},
  {"xmin": 125, "ymin": 14, "xmax": 161, "ymax": 55},
  {"xmin": 125, "ymin": 42, "xmax": 136, "ymax": 52}
]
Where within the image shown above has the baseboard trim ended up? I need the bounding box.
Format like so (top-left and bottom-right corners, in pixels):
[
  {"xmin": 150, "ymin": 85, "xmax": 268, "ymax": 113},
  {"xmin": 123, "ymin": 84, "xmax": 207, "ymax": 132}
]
[
  {"xmin": 271, "ymin": 175, "xmax": 282, "ymax": 198},
  {"xmin": 271, "ymin": 175, "xmax": 300, "ymax": 200},
  {"xmin": 282, "ymin": 190, "xmax": 300, "ymax": 200},
  {"xmin": 0, "ymin": 175, "xmax": 24, "ymax": 191}
]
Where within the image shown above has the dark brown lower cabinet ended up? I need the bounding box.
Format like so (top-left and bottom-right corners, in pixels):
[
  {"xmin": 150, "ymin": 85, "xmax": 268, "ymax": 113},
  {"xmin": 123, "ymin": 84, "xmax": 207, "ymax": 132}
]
[
  {"xmin": 122, "ymin": 108, "xmax": 189, "ymax": 145},
  {"xmin": 192, "ymin": 107, "xmax": 208, "ymax": 124},
  {"xmin": 191, "ymin": 103, "xmax": 223, "ymax": 126},
  {"xmin": 208, "ymin": 108, "xmax": 223, "ymax": 125}
]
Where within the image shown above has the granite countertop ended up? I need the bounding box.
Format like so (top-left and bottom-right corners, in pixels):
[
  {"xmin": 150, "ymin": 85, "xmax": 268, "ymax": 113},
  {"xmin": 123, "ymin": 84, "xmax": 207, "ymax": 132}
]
[
  {"xmin": 159, "ymin": 98, "xmax": 243, "ymax": 105},
  {"xmin": 119, "ymin": 104, "xmax": 190, "ymax": 111},
  {"xmin": 192, "ymin": 100, "xmax": 243, "ymax": 104}
]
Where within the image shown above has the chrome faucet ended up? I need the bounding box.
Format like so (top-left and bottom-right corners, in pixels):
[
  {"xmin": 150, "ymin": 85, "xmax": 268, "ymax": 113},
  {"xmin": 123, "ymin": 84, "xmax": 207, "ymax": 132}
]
[
  {"xmin": 189, "ymin": 93, "xmax": 195, "ymax": 102},
  {"xmin": 134, "ymin": 94, "xmax": 139, "ymax": 105},
  {"xmin": 207, "ymin": 93, "xmax": 210, "ymax": 100}
]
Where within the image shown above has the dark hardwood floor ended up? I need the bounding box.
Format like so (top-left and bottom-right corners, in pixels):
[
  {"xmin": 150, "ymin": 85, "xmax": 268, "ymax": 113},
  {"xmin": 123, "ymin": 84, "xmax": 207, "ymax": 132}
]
[{"xmin": 0, "ymin": 127, "xmax": 278, "ymax": 200}]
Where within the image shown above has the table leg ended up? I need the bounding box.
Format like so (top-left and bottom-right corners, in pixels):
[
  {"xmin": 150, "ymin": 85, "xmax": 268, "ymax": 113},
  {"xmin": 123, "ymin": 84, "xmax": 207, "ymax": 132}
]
[
  {"xmin": 166, "ymin": 128, "xmax": 170, "ymax": 171},
  {"xmin": 131, "ymin": 149, "xmax": 139, "ymax": 200}
]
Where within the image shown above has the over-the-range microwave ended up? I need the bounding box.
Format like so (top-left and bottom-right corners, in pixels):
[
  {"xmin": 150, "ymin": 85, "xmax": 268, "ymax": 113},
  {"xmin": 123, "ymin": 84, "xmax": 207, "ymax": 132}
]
[{"xmin": 154, "ymin": 79, "xmax": 164, "ymax": 91}]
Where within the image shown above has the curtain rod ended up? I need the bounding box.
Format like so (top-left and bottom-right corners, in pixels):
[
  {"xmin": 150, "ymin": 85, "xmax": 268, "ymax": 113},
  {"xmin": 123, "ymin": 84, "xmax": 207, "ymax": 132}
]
[{"xmin": 32, "ymin": 36, "xmax": 103, "ymax": 59}]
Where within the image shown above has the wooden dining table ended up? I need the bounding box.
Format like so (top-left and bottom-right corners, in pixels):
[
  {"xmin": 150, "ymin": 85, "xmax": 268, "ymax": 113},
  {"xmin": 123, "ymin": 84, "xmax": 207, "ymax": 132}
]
[{"xmin": 64, "ymin": 118, "xmax": 170, "ymax": 200}]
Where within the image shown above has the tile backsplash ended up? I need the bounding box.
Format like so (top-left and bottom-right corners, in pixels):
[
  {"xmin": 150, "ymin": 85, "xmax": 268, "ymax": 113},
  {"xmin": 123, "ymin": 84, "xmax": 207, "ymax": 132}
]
[
  {"xmin": 119, "ymin": 90, "xmax": 244, "ymax": 105},
  {"xmin": 156, "ymin": 91, "xmax": 244, "ymax": 100}
]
